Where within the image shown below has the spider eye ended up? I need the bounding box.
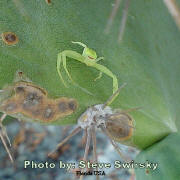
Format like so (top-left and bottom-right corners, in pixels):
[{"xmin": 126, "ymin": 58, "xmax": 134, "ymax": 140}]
[{"xmin": 88, "ymin": 56, "xmax": 95, "ymax": 60}]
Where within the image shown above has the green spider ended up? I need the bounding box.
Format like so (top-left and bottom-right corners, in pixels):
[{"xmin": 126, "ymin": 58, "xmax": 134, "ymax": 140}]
[{"xmin": 57, "ymin": 41, "xmax": 119, "ymax": 105}]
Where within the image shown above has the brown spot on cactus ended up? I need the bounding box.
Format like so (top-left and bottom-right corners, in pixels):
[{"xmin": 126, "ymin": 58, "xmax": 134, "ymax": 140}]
[
  {"xmin": 1, "ymin": 32, "xmax": 19, "ymax": 45},
  {"xmin": 18, "ymin": 71, "xmax": 23, "ymax": 76},
  {"xmin": 57, "ymin": 98, "xmax": 78, "ymax": 113},
  {"xmin": 146, "ymin": 169, "xmax": 150, "ymax": 174},
  {"xmin": 68, "ymin": 99, "xmax": 78, "ymax": 111},
  {"xmin": 15, "ymin": 86, "xmax": 25, "ymax": 94},
  {"xmin": 45, "ymin": 0, "xmax": 51, "ymax": 5},
  {"xmin": 58, "ymin": 100, "xmax": 68, "ymax": 112},
  {"xmin": 43, "ymin": 104, "xmax": 55, "ymax": 120},
  {"xmin": 23, "ymin": 92, "xmax": 42, "ymax": 109},
  {"xmin": 14, "ymin": 82, "xmax": 48, "ymax": 97}
]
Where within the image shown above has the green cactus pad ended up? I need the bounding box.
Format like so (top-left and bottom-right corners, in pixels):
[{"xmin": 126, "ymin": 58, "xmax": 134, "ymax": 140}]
[
  {"xmin": 135, "ymin": 132, "xmax": 180, "ymax": 180},
  {"xmin": 0, "ymin": 0, "xmax": 179, "ymax": 149}
]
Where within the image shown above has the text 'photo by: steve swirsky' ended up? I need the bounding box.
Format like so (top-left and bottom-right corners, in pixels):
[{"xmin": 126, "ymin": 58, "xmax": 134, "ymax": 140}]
[{"xmin": 24, "ymin": 160, "xmax": 158, "ymax": 170}]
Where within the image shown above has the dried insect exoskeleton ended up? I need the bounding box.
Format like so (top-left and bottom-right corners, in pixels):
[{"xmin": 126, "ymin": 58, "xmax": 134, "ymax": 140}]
[
  {"xmin": 0, "ymin": 71, "xmax": 78, "ymax": 163},
  {"xmin": 49, "ymin": 83, "xmax": 137, "ymax": 180}
]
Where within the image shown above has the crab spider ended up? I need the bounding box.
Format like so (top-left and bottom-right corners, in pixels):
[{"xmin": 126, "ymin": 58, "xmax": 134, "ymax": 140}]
[{"xmin": 57, "ymin": 41, "xmax": 119, "ymax": 105}]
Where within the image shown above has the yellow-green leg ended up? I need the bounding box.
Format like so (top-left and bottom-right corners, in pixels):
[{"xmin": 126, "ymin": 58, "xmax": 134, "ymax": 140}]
[
  {"xmin": 57, "ymin": 53, "xmax": 68, "ymax": 87},
  {"xmin": 62, "ymin": 53, "xmax": 75, "ymax": 84},
  {"xmin": 94, "ymin": 71, "xmax": 102, "ymax": 81}
]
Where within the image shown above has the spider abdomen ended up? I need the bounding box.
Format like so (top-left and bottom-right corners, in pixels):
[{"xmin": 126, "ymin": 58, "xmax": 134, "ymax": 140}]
[{"xmin": 105, "ymin": 112, "xmax": 133, "ymax": 141}]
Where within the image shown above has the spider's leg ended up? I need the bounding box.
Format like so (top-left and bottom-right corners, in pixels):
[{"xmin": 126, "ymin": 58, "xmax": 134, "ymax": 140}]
[
  {"xmin": 94, "ymin": 57, "xmax": 104, "ymax": 81},
  {"xmin": 61, "ymin": 53, "xmax": 94, "ymax": 96},
  {"xmin": 120, "ymin": 107, "xmax": 141, "ymax": 113},
  {"xmin": 0, "ymin": 131, "xmax": 14, "ymax": 163},
  {"xmin": 83, "ymin": 128, "xmax": 91, "ymax": 162},
  {"xmin": 0, "ymin": 114, "xmax": 11, "ymax": 146},
  {"xmin": 91, "ymin": 126, "xmax": 99, "ymax": 180},
  {"xmin": 62, "ymin": 53, "xmax": 76, "ymax": 84},
  {"xmin": 1, "ymin": 125, "xmax": 11, "ymax": 146},
  {"xmin": 48, "ymin": 126, "xmax": 81, "ymax": 156},
  {"xmin": 80, "ymin": 127, "xmax": 87, "ymax": 146},
  {"xmin": 95, "ymin": 57, "xmax": 104, "ymax": 63},
  {"xmin": 0, "ymin": 114, "xmax": 14, "ymax": 163},
  {"xmin": 94, "ymin": 71, "xmax": 102, "ymax": 81},
  {"xmin": 57, "ymin": 53, "xmax": 68, "ymax": 87},
  {"xmin": 80, "ymin": 128, "xmax": 91, "ymax": 180},
  {"xmin": 101, "ymin": 126, "xmax": 130, "ymax": 161},
  {"xmin": 58, "ymin": 50, "xmax": 94, "ymax": 95},
  {"xmin": 71, "ymin": 41, "xmax": 87, "ymax": 48},
  {"xmin": 103, "ymin": 83, "xmax": 127, "ymax": 108},
  {"xmin": 93, "ymin": 63, "xmax": 119, "ymax": 104},
  {"xmin": 118, "ymin": 0, "xmax": 130, "ymax": 42}
]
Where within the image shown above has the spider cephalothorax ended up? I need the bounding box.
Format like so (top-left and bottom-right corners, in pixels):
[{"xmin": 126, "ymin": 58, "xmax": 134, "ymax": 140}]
[{"xmin": 77, "ymin": 104, "xmax": 113, "ymax": 130}]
